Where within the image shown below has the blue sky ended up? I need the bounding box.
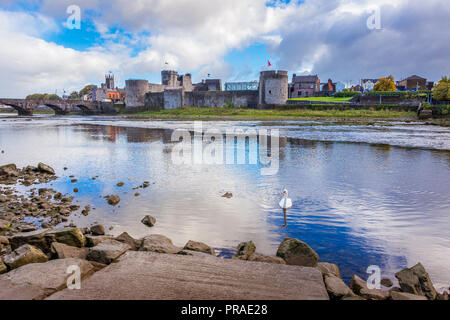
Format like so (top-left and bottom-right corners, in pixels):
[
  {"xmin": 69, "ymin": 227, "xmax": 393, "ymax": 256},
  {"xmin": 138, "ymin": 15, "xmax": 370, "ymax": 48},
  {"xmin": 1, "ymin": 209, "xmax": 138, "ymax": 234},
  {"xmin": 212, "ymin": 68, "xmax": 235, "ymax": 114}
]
[{"xmin": 0, "ymin": 0, "xmax": 449, "ymax": 97}]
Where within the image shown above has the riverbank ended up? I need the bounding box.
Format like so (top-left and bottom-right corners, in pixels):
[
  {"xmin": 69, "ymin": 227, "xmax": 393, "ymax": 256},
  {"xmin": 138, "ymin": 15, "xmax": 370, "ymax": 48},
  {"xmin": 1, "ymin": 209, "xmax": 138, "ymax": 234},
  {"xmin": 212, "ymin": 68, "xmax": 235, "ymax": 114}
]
[
  {"xmin": 1, "ymin": 162, "xmax": 448, "ymax": 300},
  {"xmin": 122, "ymin": 107, "xmax": 416, "ymax": 120}
]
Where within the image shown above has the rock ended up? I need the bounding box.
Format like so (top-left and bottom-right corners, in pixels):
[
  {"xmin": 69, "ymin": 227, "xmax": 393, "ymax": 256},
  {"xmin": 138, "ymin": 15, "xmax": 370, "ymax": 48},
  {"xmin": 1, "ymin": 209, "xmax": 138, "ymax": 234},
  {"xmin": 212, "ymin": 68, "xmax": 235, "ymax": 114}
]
[
  {"xmin": 50, "ymin": 242, "xmax": 89, "ymax": 259},
  {"xmin": 222, "ymin": 192, "xmax": 233, "ymax": 198},
  {"xmin": 45, "ymin": 227, "xmax": 86, "ymax": 248},
  {"xmin": 0, "ymin": 164, "xmax": 18, "ymax": 176},
  {"xmin": 246, "ymin": 254, "xmax": 286, "ymax": 265},
  {"xmin": 0, "ymin": 260, "xmax": 7, "ymax": 274},
  {"xmin": 85, "ymin": 235, "xmax": 113, "ymax": 247},
  {"xmin": 0, "ymin": 236, "xmax": 9, "ymax": 246},
  {"xmin": 134, "ymin": 192, "xmax": 140, "ymax": 197},
  {"xmin": 0, "ymin": 219, "xmax": 10, "ymax": 231},
  {"xmin": 318, "ymin": 262, "xmax": 341, "ymax": 278},
  {"xmin": 324, "ymin": 275, "xmax": 355, "ymax": 300},
  {"xmin": 436, "ymin": 291, "xmax": 448, "ymax": 301},
  {"xmin": 390, "ymin": 291, "xmax": 428, "ymax": 300},
  {"xmin": 183, "ymin": 240, "xmax": 215, "ymax": 256},
  {"xmin": 142, "ymin": 181, "xmax": 150, "ymax": 188},
  {"xmin": 418, "ymin": 109, "xmax": 433, "ymax": 120},
  {"xmin": 81, "ymin": 205, "xmax": 91, "ymax": 216},
  {"xmin": 139, "ymin": 234, "xmax": 181, "ymax": 254},
  {"xmin": 70, "ymin": 179, "xmax": 78, "ymax": 183},
  {"xmin": 341, "ymin": 295, "xmax": 366, "ymax": 300},
  {"xmin": 37, "ymin": 162, "xmax": 55, "ymax": 175},
  {"xmin": 381, "ymin": 278, "xmax": 393, "ymax": 288},
  {"xmin": 106, "ymin": 194, "xmax": 120, "ymax": 206},
  {"xmin": 141, "ymin": 215, "xmax": 156, "ymax": 227},
  {"xmin": 395, "ymin": 263, "xmax": 437, "ymax": 300},
  {"xmin": 73, "ymin": 188, "xmax": 79, "ymax": 193},
  {"xmin": 90, "ymin": 224, "xmax": 105, "ymax": 236},
  {"xmin": 2, "ymin": 244, "xmax": 48, "ymax": 270},
  {"xmin": 235, "ymin": 241, "xmax": 256, "ymax": 259},
  {"xmin": 87, "ymin": 239, "xmax": 131, "ymax": 264},
  {"xmin": 9, "ymin": 229, "xmax": 51, "ymax": 253},
  {"xmin": 0, "ymin": 258, "xmax": 94, "ymax": 300},
  {"xmin": 350, "ymin": 274, "xmax": 390, "ymax": 300},
  {"xmin": 115, "ymin": 232, "xmax": 140, "ymax": 251},
  {"xmin": 117, "ymin": 182, "xmax": 124, "ymax": 187},
  {"xmin": 276, "ymin": 237, "xmax": 319, "ymax": 267}
]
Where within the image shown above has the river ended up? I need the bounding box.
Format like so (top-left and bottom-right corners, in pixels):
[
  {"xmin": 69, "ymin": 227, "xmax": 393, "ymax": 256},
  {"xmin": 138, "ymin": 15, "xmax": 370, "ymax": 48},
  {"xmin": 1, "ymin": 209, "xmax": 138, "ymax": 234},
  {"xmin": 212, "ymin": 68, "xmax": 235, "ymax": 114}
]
[{"xmin": 0, "ymin": 114, "xmax": 449, "ymax": 290}]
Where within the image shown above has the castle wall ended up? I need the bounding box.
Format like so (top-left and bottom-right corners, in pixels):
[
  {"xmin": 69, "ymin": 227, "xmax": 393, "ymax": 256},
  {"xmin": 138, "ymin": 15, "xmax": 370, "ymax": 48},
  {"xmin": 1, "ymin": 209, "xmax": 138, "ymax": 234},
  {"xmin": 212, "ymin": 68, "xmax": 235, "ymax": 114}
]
[
  {"xmin": 145, "ymin": 92, "xmax": 164, "ymax": 110},
  {"xmin": 184, "ymin": 90, "xmax": 258, "ymax": 108},
  {"xmin": 163, "ymin": 89, "xmax": 184, "ymax": 109},
  {"xmin": 125, "ymin": 80, "xmax": 149, "ymax": 107}
]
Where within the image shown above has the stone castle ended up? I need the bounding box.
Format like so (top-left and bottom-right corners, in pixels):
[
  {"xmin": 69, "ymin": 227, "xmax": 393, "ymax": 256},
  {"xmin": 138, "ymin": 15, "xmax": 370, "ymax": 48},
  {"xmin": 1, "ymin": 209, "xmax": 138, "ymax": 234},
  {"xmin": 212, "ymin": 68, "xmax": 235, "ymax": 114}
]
[{"xmin": 125, "ymin": 70, "xmax": 288, "ymax": 109}]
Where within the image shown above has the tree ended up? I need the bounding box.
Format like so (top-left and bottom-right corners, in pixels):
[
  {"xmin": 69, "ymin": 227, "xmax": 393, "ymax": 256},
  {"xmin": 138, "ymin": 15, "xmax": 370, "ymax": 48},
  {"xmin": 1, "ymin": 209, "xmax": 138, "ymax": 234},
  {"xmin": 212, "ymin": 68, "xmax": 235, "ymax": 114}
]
[
  {"xmin": 26, "ymin": 93, "xmax": 61, "ymax": 100},
  {"xmin": 68, "ymin": 91, "xmax": 80, "ymax": 100},
  {"xmin": 374, "ymin": 75, "xmax": 397, "ymax": 91},
  {"xmin": 79, "ymin": 85, "xmax": 93, "ymax": 98},
  {"xmin": 432, "ymin": 76, "xmax": 450, "ymax": 101}
]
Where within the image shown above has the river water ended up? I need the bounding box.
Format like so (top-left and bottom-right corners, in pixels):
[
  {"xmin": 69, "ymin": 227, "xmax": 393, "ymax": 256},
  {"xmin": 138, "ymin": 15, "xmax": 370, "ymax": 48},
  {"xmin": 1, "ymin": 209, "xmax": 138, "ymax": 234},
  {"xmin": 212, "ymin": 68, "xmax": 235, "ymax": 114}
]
[{"xmin": 1, "ymin": 114, "xmax": 449, "ymax": 290}]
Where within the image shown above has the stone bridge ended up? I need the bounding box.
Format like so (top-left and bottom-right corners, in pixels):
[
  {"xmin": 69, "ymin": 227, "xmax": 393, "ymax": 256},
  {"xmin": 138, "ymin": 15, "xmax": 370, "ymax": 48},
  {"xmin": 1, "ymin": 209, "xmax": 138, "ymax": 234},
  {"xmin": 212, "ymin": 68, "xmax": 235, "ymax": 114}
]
[{"xmin": 0, "ymin": 98, "xmax": 104, "ymax": 116}]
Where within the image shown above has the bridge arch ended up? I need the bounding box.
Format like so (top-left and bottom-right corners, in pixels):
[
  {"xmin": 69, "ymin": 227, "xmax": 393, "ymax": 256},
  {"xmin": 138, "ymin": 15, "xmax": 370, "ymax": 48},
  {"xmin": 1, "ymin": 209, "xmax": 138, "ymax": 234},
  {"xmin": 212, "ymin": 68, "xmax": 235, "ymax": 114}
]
[
  {"xmin": 42, "ymin": 103, "xmax": 67, "ymax": 115},
  {"xmin": 2, "ymin": 103, "xmax": 32, "ymax": 116},
  {"xmin": 73, "ymin": 104, "xmax": 94, "ymax": 115}
]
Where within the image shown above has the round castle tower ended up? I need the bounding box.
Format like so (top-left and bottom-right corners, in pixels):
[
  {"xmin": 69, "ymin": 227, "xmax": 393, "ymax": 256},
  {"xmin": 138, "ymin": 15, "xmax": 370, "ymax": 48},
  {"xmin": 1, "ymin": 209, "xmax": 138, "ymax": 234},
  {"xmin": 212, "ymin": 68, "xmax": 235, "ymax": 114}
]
[
  {"xmin": 125, "ymin": 79, "xmax": 149, "ymax": 108},
  {"xmin": 258, "ymin": 70, "xmax": 288, "ymax": 107}
]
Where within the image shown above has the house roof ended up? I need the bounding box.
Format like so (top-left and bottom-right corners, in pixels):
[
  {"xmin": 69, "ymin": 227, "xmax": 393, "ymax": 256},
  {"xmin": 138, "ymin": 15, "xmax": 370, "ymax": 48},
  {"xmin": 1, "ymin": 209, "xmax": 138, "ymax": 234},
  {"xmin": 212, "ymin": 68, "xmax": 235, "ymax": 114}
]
[
  {"xmin": 403, "ymin": 75, "xmax": 426, "ymax": 81},
  {"xmin": 293, "ymin": 75, "xmax": 319, "ymax": 83}
]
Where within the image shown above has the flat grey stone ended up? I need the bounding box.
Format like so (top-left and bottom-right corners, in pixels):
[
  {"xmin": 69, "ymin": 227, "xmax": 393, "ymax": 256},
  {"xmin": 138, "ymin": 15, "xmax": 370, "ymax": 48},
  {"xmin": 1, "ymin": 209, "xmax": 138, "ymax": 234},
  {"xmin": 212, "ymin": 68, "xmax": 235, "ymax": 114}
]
[
  {"xmin": 47, "ymin": 251, "xmax": 329, "ymax": 300},
  {"xmin": 0, "ymin": 258, "xmax": 94, "ymax": 300}
]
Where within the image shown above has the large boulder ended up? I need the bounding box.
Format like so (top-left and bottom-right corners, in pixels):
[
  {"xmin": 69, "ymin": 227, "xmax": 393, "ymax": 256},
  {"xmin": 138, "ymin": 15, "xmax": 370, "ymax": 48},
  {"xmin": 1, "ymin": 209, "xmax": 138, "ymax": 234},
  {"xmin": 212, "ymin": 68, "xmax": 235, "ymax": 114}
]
[
  {"xmin": 0, "ymin": 258, "xmax": 94, "ymax": 300},
  {"xmin": 37, "ymin": 162, "xmax": 55, "ymax": 175},
  {"xmin": 141, "ymin": 215, "xmax": 156, "ymax": 227},
  {"xmin": 235, "ymin": 241, "xmax": 256, "ymax": 259},
  {"xmin": 183, "ymin": 240, "xmax": 215, "ymax": 256},
  {"xmin": 87, "ymin": 239, "xmax": 131, "ymax": 264},
  {"xmin": 390, "ymin": 291, "xmax": 428, "ymax": 301},
  {"xmin": 2, "ymin": 244, "xmax": 48, "ymax": 270},
  {"xmin": 350, "ymin": 274, "xmax": 390, "ymax": 300},
  {"xmin": 324, "ymin": 275, "xmax": 355, "ymax": 300},
  {"xmin": 395, "ymin": 263, "xmax": 437, "ymax": 300},
  {"xmin": 115, "ymin": 232, "xmax": 140, "ymax": 251},
  {"xmin": 318, "ymin": 262, "xmax": 341, "ymax": 278},
  {"xmin": 276, "ymin": 237, "xmax": 319, "ymax": 267},
  {"xmin": 246, "ymin": 254, "xmax": 286, "ymax": 265},
  {"xmin": 9, "ymin": 229, "xmax": 51, "ymax": 253},
  {"xmin": 45, "ymin": 227, "xmax": 86, "ymax": 248},
  {"xmin": 50, "ymin": 242, "xmax": 89, "ymax": 259},
  {"xmin": 139, "ymin": 234, "xmax": 181, "ymax": 254}
]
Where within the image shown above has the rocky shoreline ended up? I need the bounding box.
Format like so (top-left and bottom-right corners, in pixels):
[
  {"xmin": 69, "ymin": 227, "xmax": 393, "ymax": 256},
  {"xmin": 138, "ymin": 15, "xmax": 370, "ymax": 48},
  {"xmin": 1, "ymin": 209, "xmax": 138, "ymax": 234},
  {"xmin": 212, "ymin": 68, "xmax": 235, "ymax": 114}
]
[{"xmin": 1, "ymin": 162, "xmax": 448, "ymax": 300}]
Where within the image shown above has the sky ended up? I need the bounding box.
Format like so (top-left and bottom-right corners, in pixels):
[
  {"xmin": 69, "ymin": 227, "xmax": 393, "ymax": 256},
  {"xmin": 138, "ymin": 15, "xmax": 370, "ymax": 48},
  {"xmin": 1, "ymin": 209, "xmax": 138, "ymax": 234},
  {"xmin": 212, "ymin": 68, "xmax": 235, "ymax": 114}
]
[{"xmin": 0, "ymin": 0, "xmax": 449, "ymax": 98}]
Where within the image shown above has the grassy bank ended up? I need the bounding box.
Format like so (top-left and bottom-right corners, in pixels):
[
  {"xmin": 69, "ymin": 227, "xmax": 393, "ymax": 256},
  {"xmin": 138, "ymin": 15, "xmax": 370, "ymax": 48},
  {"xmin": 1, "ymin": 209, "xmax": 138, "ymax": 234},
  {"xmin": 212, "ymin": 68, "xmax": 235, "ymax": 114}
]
[
  {"xmin": 124, "ymin": 107, "xmax": 415, "ymax": 120},
  {"xmin": 288, "ymin": 97, "xmax": 353, "ymax": 103}
]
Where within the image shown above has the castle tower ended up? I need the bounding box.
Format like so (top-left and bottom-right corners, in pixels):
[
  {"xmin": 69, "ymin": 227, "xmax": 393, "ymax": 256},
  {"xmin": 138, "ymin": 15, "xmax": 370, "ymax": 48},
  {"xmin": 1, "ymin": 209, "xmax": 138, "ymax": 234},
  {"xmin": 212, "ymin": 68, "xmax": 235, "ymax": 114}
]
[
  {"xmin": 161, "ymin": 70, "xmax": 179, "ymax": 87},
  {"xmin": 258, "ymin": 70, "xmax": 288, "ymax": 107},
  {"xmin": 106, "ymin": 73, "xmax": 115, "ymax": 90}
]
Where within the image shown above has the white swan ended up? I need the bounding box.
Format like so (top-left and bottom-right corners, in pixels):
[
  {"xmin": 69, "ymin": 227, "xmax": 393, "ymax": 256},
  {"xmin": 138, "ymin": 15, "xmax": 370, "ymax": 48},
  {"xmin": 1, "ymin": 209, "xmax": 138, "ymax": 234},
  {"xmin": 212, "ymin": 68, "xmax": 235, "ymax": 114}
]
[{"xmin": 279, "ymin": 189, "xmax": 292, "ymax": 209}]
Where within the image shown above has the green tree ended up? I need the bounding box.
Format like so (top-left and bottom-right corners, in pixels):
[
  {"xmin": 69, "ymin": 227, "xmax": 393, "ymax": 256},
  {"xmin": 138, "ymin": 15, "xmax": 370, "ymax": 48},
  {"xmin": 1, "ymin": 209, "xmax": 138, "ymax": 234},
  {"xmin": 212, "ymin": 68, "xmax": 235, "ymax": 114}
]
[
  {"xmin": 374, "ymin": 75, "xmax": 397, "ymax": 92},
  {"xmin": 68, "ymin": 91, "xmax": 80, "ymax": 100},
  {"xmin": 26, "ymin": 93, "xmax": 61, "ymax": 100},
  {"xmin": 432, "ymin": 76, "xmax": 450, "ymax": 101}
]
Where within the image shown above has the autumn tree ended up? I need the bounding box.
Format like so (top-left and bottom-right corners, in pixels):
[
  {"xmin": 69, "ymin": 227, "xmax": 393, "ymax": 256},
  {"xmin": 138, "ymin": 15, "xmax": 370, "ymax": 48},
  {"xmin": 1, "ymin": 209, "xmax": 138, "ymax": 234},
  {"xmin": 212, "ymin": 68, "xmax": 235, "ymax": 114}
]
[
  {"xmin": 374, "ymin": 75, "xmax": 397, "ymax": 91},
  {"xmin": 432, "ymin": 76, "xmax": 450, "ymax": 101}
]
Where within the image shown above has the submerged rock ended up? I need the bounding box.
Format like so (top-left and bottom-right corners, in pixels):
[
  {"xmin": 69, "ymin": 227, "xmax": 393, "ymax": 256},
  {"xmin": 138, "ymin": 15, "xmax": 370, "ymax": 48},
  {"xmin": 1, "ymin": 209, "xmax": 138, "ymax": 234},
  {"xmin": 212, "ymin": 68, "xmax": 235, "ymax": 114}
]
[
  {"xmin": 141, "ymin": 215, "xmax": 156, "ymax": 227},
  {"xmin": 3, "ymin": 244, "xmax": 48, "ymax": 270},
  {"xmin": 106, "ymin": 194, "xmax": 120, "ymax": 206},
  {"xmin": 222, "ymin": 192, "xmax": 233, "ymax": 198},
  {"xmin": 183, "ymin": 240, "xmax": 215, "ymax": 256},
  {"xmin": 139, "ymin": 234, "xmax": 181, "ymax": 254},
  {"xmin": 276, "ymin": 237, "xmax": 319, "ymax": 267}
]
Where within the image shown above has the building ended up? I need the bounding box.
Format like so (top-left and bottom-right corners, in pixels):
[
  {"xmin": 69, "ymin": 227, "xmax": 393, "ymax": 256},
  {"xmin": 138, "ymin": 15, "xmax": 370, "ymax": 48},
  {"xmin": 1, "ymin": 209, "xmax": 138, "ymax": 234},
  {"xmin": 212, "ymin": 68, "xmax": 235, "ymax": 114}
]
[
  {"xmin": 225, "ymin": 81, "xmax": 259, "ymax": 91},
  {"xmin": 351, "ymin": 84, "xmax": 363, "ymax": 92},
  {"xmin": 89, "ymin": 73, "xmax": 124, "ymax": 102},
  {"xmin": 194, "ymin": 79, "xmax": 222, "ymax": 91},
  {"xmin": 138, "ymin": 70, "xmax": 288, "ymax": 110},
  {"xmin": 319, "ymin": 79, "xmax": 336, "ymax": 96},
  {"xmin": 361, "ymin": 79, "xmax": 379, "ymax": 92},
  {"xmin": 289, "ymin": 75, "xmax": 320, "ymax": 98},
  {"xmin": 397, "ymin": 75, "xmax": 427, "ymax": 91}
]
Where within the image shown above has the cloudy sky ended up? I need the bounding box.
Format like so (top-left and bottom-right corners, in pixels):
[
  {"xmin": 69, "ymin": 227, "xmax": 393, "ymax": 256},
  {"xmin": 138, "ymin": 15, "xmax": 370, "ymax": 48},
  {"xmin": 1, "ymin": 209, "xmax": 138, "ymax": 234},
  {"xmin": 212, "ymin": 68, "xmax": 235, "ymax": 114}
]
[{"xmin": 0, "ymin": 0, "xmax": 449, "ymax": 97}]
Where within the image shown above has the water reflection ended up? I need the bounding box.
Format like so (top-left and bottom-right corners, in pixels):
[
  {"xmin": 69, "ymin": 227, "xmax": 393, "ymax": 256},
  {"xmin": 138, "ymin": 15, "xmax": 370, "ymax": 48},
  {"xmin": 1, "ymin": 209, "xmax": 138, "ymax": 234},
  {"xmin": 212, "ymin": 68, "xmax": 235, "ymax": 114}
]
[{"xmin": 0, "ymin": 118, "xmax": 449, "ymax": 289}]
